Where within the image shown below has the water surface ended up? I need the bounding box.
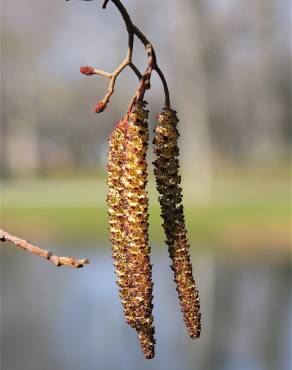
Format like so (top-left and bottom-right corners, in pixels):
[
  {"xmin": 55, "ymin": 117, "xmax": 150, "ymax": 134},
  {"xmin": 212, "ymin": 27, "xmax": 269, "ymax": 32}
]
[{"xmin": 1, "ymin": 246, "xmax": 291, "ymax": 370}]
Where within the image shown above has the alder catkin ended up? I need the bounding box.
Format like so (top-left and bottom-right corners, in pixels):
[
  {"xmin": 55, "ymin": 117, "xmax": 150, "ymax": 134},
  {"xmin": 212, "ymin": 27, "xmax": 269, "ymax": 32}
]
[
  {"xmin": 107, "ymin": 119, "xmax": 128, "ymax": 322},
  {"xmin": 107, "ymin": 102, "xmax": 155, "ymax": 359},
  {"xmin": 153, "ymin": 108, "xmax": 201, "ymax": 339}
]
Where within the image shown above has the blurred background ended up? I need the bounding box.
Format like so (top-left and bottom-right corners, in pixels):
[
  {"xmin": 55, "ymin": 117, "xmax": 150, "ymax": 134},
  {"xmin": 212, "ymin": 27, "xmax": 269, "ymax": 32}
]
[{"xmin": 1, "ymin": 0, "xmax": 291, "ymax": 369}]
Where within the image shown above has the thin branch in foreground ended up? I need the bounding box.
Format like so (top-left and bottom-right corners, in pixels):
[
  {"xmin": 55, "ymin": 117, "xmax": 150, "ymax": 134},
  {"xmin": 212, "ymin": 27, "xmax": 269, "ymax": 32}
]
[{"xmin": 0, "ymin": 228, "xmax": 90, "ymax": 268}]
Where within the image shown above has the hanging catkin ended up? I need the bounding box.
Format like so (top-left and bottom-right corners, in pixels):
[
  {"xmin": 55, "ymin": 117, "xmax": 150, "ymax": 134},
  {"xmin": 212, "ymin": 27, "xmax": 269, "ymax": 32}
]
[
  {"xmin": 107, "ymin": 102, "xmax": 155, "ymax": 359},
  {"xmin": 153, "ymin": 108, "xmax": 201, "ymax": 339}
]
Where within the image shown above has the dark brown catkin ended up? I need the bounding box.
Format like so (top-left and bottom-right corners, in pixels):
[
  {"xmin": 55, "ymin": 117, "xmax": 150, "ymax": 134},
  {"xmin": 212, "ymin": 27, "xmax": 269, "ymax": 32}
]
[
  {"xmin": 107, "ymin": 102, "xmax": 155, "ymax": 359},
  {"xmin": 153, "ymin": 108, "xmax": 201, "ymax": 339}
]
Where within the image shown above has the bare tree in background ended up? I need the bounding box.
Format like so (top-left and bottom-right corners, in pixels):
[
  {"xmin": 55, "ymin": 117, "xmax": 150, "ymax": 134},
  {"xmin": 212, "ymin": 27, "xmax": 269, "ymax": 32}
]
[
  {"xmin": 169, "ymin": 0, "xmax": 213, "ymax": 202},
  {"xmin": 1, "ymin": 0, "xmax": 290, "ymax": 177}
]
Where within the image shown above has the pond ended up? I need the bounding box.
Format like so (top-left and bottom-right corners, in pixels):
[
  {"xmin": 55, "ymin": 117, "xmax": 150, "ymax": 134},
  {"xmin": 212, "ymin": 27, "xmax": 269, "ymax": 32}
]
[{"xmin": 1, "ymin": 246, "xmax": 291, "ymax": 370}]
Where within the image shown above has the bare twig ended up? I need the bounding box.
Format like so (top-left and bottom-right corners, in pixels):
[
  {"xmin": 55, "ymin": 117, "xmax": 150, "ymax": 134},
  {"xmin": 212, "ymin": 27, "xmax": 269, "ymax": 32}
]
[
  {"xmin": 129, "ymin": 63, "xmax": 142, "ymax": 80},
  {"xmin": 154, "ymin": 65, "xmax": 170, "ymax": 109},
  {"xmin": 103, "ymin": 0, "xmax": 170, "ymax": 110},
  {"xmin": 77, "ymin": 0, "xmax": 171, "ymax": 110},
  {"xmin": 102, "ymin": 0, "xmax": 110, "ymax": 8},
  {"xmin": 0, "ymin": 228, "xmax": 90, "ymax": 268},
  {"xmin": 80, "ymin": 32, "xmax": 135, "ymax": 109},
  {"xmin": 91, "ymin": 69, "xmax": 112, "ymax": 79},
  {"xmin": 101, "ymin": 32, "xmax": 134, "ymax": 106}
]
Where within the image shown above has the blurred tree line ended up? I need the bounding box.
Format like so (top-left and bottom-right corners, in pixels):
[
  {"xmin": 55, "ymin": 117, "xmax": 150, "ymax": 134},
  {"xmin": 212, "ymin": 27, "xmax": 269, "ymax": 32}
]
[{"xmin": 1, "ymin": 0, "xmax": 290, "ymax": 183}]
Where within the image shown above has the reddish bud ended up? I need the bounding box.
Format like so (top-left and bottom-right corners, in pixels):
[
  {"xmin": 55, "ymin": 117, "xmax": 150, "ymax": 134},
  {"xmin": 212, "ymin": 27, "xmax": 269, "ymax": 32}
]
[
  {"xmin": 94, "ymin": 101, "xmax": 106, "ymax": 113},
  {"xmin": 80, "ymin": 66, "xmax": 95, "ymax": 76}
]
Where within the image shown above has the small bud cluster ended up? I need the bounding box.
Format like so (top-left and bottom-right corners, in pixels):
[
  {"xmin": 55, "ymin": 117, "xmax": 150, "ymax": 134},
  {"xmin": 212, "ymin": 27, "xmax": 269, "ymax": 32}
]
[
  {"xmin": 80, "ymin": 65, "xmax": 95, "ymax": 76},
  {"xmin": 94, "ymin": 101, "xmax": 106, "ymax": 114},
  {"xmin": 153, "ymin": 108, "xmax": 201, "ymax": 339},
  {"xmin": 107, "ymin": 102, "xmax": 155, "ymax": 359}
]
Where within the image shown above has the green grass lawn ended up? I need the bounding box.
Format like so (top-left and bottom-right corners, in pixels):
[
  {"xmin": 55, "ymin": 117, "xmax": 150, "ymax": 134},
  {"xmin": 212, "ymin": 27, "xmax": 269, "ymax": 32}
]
[{"xmin": 1, "ymin": 173, "xmax": 290, "ymax": 255}]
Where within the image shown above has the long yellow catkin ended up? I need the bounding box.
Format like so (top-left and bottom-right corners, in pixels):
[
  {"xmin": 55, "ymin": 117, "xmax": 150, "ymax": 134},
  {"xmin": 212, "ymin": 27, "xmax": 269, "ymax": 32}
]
[
  {"xmin": 107, "ymin": 102, "xmax": 155, "ymax": 359},
  {"xmin": 153, "ymin": 108, "xmax": 201, "ymax": 339}
]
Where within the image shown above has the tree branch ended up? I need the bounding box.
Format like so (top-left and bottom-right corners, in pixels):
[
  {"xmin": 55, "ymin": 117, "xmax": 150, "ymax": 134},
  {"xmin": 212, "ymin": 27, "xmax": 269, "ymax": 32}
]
[
  {"xmin": 103, "ymin": 0, "xmax": 170, "ymax": 110},
  {"xmin": 0, "ymin": 228, "xmax": 90, "ymax": 268},
  {"xmin": 76, "ymin": 0, "xmax": 171, "ymax": 110},
  {"xmin": 80, "ymin": 32, "xmax": 135, "ymax": 111},
  {"xmin": 154, "ymin": 66, "xmax": 170, "ymax": 108},
  {"xmin": 129, "ymin": 63, "xmax": 142, "ymax": 80}
]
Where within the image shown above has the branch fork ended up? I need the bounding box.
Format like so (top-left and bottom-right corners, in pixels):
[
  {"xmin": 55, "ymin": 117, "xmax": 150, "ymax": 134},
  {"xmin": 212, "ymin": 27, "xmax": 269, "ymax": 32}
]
[{"xmin": 78, "ymin": 0, "xmax": 170, "ymax": 116}]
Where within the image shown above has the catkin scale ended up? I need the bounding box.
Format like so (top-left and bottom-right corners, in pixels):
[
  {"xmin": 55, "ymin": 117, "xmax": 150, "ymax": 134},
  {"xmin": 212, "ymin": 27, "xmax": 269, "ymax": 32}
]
[
  {"xmin": 107, "ymin": 102, "xmax": 155, "ymax": 359},
  {"xmin": 153, "ymin": 108, "xmax": 201, "ymax": 339}
]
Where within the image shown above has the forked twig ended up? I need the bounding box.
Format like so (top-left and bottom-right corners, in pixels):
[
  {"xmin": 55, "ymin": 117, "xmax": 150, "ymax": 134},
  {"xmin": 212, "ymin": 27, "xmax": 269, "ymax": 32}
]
[
  {"xmin": 77, "ymin": 0, "xmax": 170, "ymax": 113},
  {"xmin": 0, "ymin": 228, "xmax": 90, "ymax": 268},
  {"xmin": 80, "ymin": 32, "xmax": 139, "ymax": 112}
]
